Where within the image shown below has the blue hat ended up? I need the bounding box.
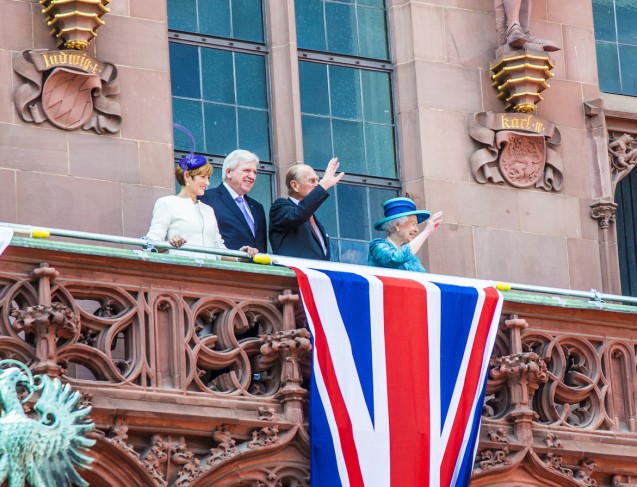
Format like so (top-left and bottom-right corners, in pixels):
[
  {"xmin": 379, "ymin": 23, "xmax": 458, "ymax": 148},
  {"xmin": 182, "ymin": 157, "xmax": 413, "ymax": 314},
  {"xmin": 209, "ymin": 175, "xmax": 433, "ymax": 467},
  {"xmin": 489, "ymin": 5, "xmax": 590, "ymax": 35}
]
[
  {"xmin": 174, "ymin": 123, "xmax": 207, "ymax": 171},
  {"xmin": 373, "ymin": 197, "xmax": 430, "ymax": 231}
]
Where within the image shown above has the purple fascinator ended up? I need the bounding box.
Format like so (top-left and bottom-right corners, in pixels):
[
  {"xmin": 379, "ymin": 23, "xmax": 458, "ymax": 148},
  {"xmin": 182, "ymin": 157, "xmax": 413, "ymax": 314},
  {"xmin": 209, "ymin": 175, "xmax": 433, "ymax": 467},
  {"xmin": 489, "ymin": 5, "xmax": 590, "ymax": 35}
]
[{"xmin": 174, "ymin": 123, "xmax": 207, "ymax": 171}]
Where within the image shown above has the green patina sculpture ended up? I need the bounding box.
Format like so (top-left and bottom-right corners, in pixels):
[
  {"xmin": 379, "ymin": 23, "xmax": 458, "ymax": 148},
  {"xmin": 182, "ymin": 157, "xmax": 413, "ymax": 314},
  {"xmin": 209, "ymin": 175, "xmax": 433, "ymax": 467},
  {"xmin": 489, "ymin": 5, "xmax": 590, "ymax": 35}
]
[{"xmin": 0, "ymin": 360, "xmax": 95, "ymax": 487}]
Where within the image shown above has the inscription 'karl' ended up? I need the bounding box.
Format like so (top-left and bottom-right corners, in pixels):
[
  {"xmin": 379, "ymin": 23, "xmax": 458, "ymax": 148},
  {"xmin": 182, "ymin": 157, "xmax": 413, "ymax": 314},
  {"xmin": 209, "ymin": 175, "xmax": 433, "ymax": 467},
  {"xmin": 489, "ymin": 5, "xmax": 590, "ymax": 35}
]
[{"xmin": 500, "ymin": 114, "xmax": 544, "ymax": 133}]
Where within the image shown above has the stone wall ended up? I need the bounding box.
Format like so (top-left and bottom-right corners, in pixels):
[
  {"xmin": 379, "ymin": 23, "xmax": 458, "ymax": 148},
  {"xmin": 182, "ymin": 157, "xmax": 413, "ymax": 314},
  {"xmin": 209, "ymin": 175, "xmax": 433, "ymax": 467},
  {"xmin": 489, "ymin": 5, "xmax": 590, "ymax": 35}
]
[
  {"xmin": 0, "ymin": 0, "xmax": 174, "ymax": 239},
  {"xmin": 389, "ymin": 0, "xmax": 607, "ymax": 291}
]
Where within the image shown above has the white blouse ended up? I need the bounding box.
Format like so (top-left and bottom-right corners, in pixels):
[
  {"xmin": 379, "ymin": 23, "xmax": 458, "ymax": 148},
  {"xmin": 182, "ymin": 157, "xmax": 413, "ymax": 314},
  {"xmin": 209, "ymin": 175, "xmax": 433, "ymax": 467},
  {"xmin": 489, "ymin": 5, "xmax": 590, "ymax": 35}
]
[{"xmin": 146, "ymin": 195, "xmax": 226, "ymax": 259}]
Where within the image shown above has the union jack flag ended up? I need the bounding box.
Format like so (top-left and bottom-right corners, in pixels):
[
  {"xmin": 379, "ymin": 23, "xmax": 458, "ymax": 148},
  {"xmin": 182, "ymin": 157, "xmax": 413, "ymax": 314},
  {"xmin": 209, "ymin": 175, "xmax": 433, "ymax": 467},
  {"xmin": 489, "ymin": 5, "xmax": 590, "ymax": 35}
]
[{"xmin": 276, "ymin": 257, "xmax": 504, "ymax": 487}]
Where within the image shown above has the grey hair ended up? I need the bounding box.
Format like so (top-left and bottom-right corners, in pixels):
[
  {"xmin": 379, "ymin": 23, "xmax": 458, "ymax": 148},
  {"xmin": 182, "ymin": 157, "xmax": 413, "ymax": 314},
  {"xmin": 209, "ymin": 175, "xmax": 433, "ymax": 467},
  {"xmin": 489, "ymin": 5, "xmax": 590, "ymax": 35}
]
[
  {"xmin": 222, "ymin": 149, "xmax": 259, "ymax": 182},
  {"xmin": 380, "ymin": 216, "xmax": 409, "ymax": 234}
]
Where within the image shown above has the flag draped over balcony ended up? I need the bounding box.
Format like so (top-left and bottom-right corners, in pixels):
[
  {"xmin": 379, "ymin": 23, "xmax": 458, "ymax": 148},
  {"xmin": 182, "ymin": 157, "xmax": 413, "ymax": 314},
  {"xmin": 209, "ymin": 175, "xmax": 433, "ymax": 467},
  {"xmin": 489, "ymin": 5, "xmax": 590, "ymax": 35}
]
[{"xmin": 276, "ymin": 257, "xmax": 504, "ymax": 487}]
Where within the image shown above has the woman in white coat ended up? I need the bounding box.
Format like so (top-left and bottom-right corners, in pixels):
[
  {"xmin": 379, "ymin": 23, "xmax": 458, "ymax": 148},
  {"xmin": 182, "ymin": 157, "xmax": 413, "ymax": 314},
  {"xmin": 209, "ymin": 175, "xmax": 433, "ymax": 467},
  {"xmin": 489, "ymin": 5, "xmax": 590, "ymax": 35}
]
[{"xmin": 146, "ymin": 152, "xmax": 257, "ymax": 260}]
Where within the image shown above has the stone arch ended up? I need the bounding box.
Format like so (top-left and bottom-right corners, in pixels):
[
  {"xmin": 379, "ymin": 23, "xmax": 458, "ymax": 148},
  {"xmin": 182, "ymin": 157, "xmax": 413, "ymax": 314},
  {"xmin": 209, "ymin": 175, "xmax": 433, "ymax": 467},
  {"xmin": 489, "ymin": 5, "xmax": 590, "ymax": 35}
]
[
  {"xmin": 79, "ymin": 437, "xmax": 165, "ymax": 487},
  {"xmin": 189, "ymin": 445, "xmax": 309, "ymax": 487}
]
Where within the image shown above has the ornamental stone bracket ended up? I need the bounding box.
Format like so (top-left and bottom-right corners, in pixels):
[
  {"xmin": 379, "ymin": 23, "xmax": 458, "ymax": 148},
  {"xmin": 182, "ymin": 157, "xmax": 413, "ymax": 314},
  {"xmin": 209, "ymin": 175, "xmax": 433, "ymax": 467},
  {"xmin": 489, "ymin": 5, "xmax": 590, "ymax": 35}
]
[
  {"xmin": 590, "ymin": 199, "xmax": 618, "ymax": 230},
  {"xmin": 490, "ymin": 47, "xmax": 555, "ymax": 113},
  {"xmin": 9, "ymin": 263, "xmax": 80, "ymax": 377},
  {"xmin": 469, "ymin": 112, "xmax": 563, "ymax": 191},
  {"xmin": 257, "ymin": 328, "xmax": 311, "ymax": 424}
]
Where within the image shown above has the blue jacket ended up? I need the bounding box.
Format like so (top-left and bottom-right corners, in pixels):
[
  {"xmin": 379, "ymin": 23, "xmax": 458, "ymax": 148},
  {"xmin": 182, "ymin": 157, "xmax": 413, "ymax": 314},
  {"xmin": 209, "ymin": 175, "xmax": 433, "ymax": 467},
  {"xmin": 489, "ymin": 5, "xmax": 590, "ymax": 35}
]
[
  {"xmin": 200, "ymin": 183, "xmax": 267, "ymax": 252},
  {"xmin": 269, "ymin": 186, "xmax": 330, "ymax": 260}
]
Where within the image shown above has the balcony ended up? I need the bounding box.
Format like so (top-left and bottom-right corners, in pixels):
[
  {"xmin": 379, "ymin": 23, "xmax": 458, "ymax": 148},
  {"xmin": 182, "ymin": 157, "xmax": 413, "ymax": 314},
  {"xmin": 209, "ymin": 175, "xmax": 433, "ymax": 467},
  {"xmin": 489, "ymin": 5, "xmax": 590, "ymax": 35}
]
[{"xmin": 2, "ymin": 237, "xmax": 637, "ymax": 486}]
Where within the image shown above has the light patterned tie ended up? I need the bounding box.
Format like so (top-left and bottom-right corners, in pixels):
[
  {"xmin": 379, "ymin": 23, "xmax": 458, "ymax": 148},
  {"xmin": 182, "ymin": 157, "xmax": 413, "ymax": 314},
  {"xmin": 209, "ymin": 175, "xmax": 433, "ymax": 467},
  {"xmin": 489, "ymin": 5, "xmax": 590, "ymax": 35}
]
[
  {"xmin": 310, "ymin": 215, "xmax": 327, "ymax": 255},
  {"xmin": 309, "ymin": 215, "xmax": 320, "ymax": 238},
  {"xmin": 235, "ymin": 196, "xmax": 255, "ymax": 236}
]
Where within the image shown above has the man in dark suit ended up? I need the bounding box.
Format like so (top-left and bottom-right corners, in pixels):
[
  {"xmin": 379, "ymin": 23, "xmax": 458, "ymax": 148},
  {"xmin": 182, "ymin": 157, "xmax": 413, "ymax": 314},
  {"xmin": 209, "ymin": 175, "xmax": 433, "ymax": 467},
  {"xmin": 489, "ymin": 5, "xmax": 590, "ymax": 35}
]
[
  {"xmin": 200, "ymin": 150, "xmax": 267, "ymax": 252},
  {"xmin": 269, "ymin": 158, "xmax": 344, "ymax": 260}
]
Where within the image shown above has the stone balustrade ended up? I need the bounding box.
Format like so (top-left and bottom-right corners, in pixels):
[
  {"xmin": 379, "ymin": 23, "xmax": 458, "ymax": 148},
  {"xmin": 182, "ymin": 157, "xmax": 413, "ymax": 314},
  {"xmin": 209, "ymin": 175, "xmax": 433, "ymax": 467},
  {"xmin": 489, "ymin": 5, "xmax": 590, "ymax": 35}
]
[{"xmin": 2, "ymin": 237, "xmax": 637, "ymax": 486}]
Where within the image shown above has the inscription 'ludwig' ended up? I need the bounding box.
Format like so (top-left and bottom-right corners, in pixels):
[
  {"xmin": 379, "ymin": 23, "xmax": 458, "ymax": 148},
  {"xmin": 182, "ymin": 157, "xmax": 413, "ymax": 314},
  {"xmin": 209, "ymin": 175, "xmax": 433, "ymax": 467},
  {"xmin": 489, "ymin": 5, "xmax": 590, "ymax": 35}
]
[
  {"xmin": 496, "ymin": 132, "xmax": 546, "ymax": 188},
  {"xmin": 42, "ymin": 67, "xmax": 102, "ymax": 130}
]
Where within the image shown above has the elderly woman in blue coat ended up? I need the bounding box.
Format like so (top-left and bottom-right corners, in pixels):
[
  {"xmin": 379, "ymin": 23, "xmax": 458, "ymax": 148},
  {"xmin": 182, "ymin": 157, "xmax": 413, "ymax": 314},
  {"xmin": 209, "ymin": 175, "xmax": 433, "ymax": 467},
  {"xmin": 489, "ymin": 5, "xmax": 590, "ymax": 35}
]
[{"xmin": 368, "ymin": 197, "xmax": 443, "ymax": 272}]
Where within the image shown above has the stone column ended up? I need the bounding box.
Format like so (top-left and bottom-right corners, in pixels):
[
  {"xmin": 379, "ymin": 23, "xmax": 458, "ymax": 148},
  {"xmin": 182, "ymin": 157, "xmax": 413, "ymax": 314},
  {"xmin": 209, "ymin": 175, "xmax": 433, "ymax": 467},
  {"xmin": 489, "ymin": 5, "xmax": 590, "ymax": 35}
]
[{"xmin": 265, "ymin": 0, "xmax": 305, "ymax": 195}]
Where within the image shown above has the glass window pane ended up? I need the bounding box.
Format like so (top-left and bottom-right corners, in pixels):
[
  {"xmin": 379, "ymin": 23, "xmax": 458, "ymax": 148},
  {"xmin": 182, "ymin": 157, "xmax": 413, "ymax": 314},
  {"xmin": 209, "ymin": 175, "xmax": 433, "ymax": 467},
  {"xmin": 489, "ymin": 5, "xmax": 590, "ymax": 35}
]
[
  {"xmin": 204, "ymin": 103, "xmax": 237, "ymax": 155},
  {"xmin": 314, "ymin": 186, "xmax": 338, "ymax": 237},
  {"xmin": 340, "ymin": 239, "xmax": 368, "ymax": 265},
  {"xmin": 330, "ymin": 66, "xmax": 363, "ymax": 120},
  {"xmin": 295, "ymin": 0, "xmax": 326, "ymax": 51},
  {"xmin": 365, "ymin": 124, "xmax": 396, "ymax": 178},
  {"xmin": 337, "ymin": 184, "xmax": 369, "ymax": 239},
  {"xmin": 358, "ymin": 0, "xmax": 384, "ymax": 7},
  {"xmin": 168, "ymin": 0, "xmax": 198, "ymax": 31},
  {"xmin": 250, "ymin": 172, "xmax": 273, "ymax": 246},
  {"xmin": 251, "ymin": 173, "xmax": 272, "ymax": 209},
  {"xmin": 325, "ymin": 2, "xmax": 359, "ymax": 56},
  {"xmin": 199, "ymin": 0, "xmax": 231, "ymax": 38},
  {"xmin": 238, "ymin": 108, "xmax": 271, "ymax": 162},
  {"xmin": 361, "ymin": 70, "xmax": 392, "ymax": 124},
  {"xmin": 616, "ymin": 0, "xmax": 637, "ymax": 45},
  {"xmin": 357, "ymin": 6, "xmax": 389, "ymax": 60},
  {"xmin": 302, "ymin": 115, "xmax": 333, "ymax": 168},
  {"xmin": 329, "ymin": 239, "xmax": 340, "ymax": 262},
  {"xmin": 369, "ymin": 187, "xmax": 399, "ymax": 239},
  {"xmin": 210, "ymin": 164, "xmax": 223, "ymax": 187},
  {"xmin": 619, "ymin": 44, "xmax": 637, "ymax": 95},
  {"xmin": 332, "ymin": 120, "xmax": 365, "ymax": 174},
  {"xmin": 596, "ymin": 42, "xmax": 621, "ymax": 93},
  {"xmin": 172, "ymin": 98, "xmax": 204, "ymax": 152},
  {"xmin": 236, "ymin": 54, "xmax": 267, "ymax": 109},
  {"xmin": 170, "ymin": 43, "xmax": 201, "ymax": 98},
  {"xmin": 232, "ymin": 0, "xmax": 264, "ymax": 43},
  {"xmin": 201, "ymin": 48, "xmax": 234, "ymax": 104},
  {"xmin": 299, "ymin": 61, "xmax": 330, "ymax": 116},
  {"xmin": 593, "ymin": 0, "xmax": 617, "ymax": 42}
]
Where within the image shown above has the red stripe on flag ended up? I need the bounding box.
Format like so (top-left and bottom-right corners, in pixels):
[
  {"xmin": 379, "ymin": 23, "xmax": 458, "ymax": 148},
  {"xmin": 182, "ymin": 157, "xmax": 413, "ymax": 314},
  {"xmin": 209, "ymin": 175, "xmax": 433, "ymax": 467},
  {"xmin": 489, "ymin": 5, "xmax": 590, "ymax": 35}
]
[
  {"xmin": 378, "ymin": 276, "xmax": 430, "ymax": 487},
  {"xmin": 291, "ymin": 267, "xmax": 365, "ymax": 487},
  {"xmin": 440, "ymin": 287, "xmax": 500, "ymax": 486}
]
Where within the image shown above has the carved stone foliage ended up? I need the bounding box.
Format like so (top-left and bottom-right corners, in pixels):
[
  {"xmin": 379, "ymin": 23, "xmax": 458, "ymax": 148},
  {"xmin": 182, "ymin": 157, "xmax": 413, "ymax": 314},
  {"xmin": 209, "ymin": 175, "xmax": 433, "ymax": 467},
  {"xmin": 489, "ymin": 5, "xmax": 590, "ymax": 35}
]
[
  {"xmin": 116, "ymin": 420, "xmax": 304, "ymax": 486},
  {"xmin": 91, "ymin": 416, "xmax": 309, "ymax": 486},
  {"xmin": 0, "ymin": 262, "xmax": 310, "ymax": 404}
]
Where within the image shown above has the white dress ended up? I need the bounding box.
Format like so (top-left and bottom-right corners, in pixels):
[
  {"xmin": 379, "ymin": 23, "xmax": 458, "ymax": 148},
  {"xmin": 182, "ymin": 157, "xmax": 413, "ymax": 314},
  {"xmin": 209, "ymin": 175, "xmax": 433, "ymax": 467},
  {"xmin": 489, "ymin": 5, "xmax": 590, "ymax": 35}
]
[{"xmin": 146, "ymin": 195, "xmax": 226, "ymax": 259}]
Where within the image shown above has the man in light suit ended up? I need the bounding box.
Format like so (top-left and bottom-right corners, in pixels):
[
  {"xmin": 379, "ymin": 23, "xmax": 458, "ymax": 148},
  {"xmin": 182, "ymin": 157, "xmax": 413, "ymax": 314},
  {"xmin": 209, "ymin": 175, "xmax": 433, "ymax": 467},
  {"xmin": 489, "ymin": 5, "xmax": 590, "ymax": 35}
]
[
  {"xmin": 269, "ymin": 158, "xmax": 344, "ymax": 260},
  {"xmin": 200, "ymin": 150, "xmax": 267, "ymax": 253}
]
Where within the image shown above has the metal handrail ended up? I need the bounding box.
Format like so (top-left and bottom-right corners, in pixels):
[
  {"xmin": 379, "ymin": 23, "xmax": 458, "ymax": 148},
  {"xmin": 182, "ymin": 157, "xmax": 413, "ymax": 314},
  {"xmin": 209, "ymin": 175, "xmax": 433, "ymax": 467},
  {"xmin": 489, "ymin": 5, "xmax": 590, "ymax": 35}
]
[
  {"xmin": 494, "ymin": 281, "xmax": 637, "ymax": 306},
  {"xmin": 3, "ymin": 221, "xmax": 637, "ymax": 306},
  {"xmin": 0, "ymin": 222, "xmax": 272, "ymax": 264}
]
